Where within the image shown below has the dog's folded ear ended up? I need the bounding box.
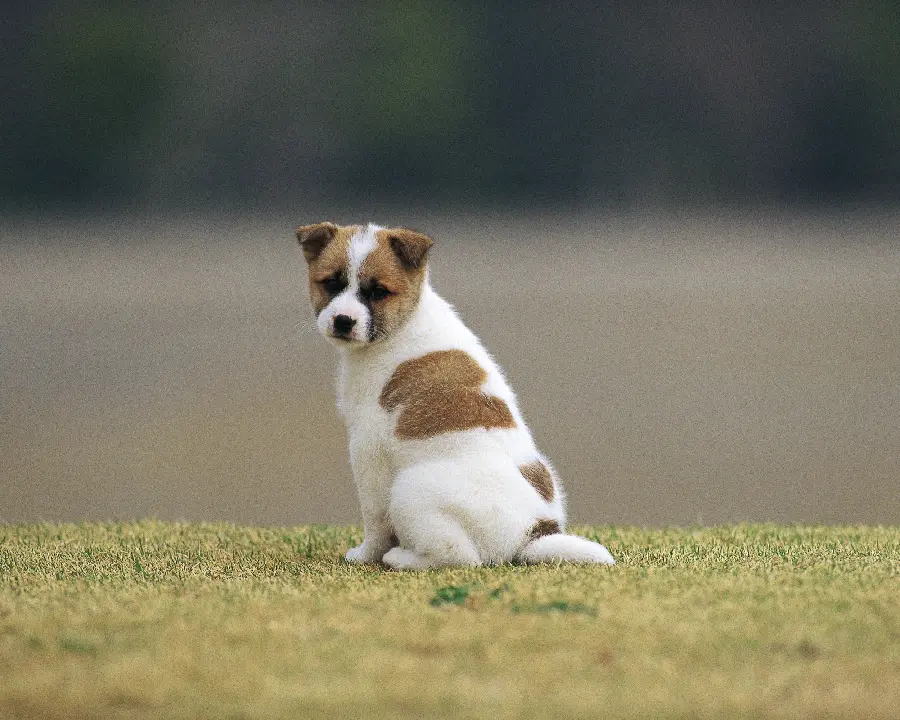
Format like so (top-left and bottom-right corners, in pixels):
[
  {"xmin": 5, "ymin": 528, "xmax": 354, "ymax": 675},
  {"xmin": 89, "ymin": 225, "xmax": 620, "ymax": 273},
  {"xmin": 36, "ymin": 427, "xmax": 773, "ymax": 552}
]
[
  {"xmin": 296, "ymin": 222, "xmax": 338, "ymax": 262},
  {"xmin": 387, "ymin": 228, "xmax": 433, "ymax": 270}
]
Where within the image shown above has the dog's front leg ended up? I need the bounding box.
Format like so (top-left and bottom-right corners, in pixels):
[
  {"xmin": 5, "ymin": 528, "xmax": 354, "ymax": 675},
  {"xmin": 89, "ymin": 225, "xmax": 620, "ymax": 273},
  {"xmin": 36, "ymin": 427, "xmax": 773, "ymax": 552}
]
[{"xmin": 344, "ymin": 443, "xmax": 396, "ymax": 564}]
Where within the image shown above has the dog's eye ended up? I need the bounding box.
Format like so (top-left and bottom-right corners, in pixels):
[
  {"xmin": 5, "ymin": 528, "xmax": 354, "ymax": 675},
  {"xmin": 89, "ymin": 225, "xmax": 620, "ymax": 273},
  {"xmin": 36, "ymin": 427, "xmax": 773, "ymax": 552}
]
[
  {"xmin": 321, "ymin": 274, "xmax": 346, "ymax": 295},
  {"xmin": 362, "ymin": 284, "xmax": 391, "ymax": 302}
]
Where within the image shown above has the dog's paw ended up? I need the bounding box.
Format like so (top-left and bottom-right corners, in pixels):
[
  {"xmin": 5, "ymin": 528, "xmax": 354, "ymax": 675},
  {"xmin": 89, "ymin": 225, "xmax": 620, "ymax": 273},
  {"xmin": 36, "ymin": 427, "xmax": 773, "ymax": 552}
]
[
  {"xmin": 382, "ymin": 547, "xmax": 431, "ymax": 571},
  {"xmin": 344, "ymin": 543, "xmax": 380, "ymax": 564}
]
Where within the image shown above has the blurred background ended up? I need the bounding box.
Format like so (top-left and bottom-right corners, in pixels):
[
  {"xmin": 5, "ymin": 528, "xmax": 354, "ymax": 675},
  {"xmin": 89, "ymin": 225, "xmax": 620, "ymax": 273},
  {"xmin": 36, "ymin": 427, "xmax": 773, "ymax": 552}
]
[{"xmin": 2, "ymin": 1, "xmax": 898, "ymax": 525}]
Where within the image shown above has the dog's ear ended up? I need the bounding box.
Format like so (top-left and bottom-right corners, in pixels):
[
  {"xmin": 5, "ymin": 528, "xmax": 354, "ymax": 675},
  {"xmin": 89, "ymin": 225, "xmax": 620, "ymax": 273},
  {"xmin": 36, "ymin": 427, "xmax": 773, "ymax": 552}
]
[
  {"xmin": 296, "ymin": 222, "xmax": 338, "ymax": 263},
  {"xmin": 387, "ymin": 228, "xmax": 433, "ymax": 270}
]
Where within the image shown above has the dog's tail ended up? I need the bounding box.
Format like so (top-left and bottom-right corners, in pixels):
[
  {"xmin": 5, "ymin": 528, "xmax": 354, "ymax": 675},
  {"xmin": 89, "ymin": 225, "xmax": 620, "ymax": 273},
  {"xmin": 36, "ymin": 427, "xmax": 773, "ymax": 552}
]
[{"xmin": 519, "ymin": 532, "xmax": 616, "ymax": 565}]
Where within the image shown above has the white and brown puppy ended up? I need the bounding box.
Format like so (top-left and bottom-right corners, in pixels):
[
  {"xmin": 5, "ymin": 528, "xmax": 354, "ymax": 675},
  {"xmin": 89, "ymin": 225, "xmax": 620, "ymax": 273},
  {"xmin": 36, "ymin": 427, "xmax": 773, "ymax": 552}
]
[{"xmin": 297, "ymin": 221, "xmax": 615, "ymax": 569}]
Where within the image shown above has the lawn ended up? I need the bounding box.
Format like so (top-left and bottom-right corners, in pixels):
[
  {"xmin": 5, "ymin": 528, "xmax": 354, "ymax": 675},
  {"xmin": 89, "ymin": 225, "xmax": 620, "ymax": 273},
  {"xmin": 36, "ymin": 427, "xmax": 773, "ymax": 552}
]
[{"xmin": 1, "ymin": 522, "xmax": 897, "ymax": 719}]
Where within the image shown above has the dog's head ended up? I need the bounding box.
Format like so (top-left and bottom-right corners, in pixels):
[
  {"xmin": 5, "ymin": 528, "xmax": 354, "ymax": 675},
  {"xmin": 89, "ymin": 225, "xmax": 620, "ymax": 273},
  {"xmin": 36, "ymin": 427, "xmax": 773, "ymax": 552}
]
[{"xmin": 296, "ymin": 222, "xmax": 433, "ymax": 347}]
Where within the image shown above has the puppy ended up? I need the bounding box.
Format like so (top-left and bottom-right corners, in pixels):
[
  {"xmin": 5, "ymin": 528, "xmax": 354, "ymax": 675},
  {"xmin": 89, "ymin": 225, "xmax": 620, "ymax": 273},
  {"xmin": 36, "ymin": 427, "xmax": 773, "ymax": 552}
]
[{"xmin": 297, "ymin": 222, "xmax": 615, "ymax": 569}]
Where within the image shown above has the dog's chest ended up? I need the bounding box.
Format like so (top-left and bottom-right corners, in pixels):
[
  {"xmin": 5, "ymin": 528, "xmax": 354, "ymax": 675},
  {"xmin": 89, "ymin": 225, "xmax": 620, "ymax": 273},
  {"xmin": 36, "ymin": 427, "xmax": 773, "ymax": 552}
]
[{"xmin": 336, "ymin": 357, "xmax": 393, "ymax": 432}]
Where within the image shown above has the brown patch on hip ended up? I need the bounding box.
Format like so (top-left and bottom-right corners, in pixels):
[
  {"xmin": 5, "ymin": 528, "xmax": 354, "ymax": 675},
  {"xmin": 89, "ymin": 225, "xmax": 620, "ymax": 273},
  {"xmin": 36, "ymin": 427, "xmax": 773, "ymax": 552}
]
[
  {"xmin": 379, "ymin": 350, "xmax": 517, "ymax": 439},
  {"xmin": 519, "ymin": 461, "xmax": 555, "ymax": 502},
  {"xmin": 529, "ymin": 519, "xmax": 561, "ymax": 540}
]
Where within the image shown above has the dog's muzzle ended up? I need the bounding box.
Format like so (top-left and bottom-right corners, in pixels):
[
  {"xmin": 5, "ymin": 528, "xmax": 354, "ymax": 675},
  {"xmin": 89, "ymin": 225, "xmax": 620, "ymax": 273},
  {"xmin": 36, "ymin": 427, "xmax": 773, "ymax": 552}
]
[{"xmin": 332, "ymin": 314, "xmax": 357, "ymax": 339}]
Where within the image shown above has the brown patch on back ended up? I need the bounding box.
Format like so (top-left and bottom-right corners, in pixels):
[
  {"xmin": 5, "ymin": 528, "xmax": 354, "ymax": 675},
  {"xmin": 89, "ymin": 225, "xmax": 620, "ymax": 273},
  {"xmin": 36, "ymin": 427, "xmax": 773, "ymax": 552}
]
[
  {"xmin": 519, "ymin": 461, "xmax": 555, "ymax": 502},
  {"xmin": 529, "ymin": 519, "xmax": 561, "ymax": 539},
  {"xmin": 379, "ymin": 350, "xmax": 517, "ymax": 439}
]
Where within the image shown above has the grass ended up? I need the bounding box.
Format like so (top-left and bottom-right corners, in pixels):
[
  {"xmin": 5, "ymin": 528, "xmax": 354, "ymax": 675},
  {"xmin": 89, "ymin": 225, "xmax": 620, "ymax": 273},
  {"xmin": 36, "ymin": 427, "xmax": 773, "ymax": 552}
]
[{"xmin": 0, "ymin": 523, "xmax": 898, "ymax": 719}]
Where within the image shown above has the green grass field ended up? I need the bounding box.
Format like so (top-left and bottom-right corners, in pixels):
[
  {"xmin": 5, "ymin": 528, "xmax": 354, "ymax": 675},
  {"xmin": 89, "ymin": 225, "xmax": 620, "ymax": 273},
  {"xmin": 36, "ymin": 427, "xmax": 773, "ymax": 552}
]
[{"xmin": 1, "ymin": 523, "xmax": 898, "ymax": 719}]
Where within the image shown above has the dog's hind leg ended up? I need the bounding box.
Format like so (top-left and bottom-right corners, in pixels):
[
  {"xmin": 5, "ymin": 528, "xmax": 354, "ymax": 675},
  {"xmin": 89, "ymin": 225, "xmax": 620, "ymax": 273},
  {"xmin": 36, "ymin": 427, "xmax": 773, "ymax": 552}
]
[
  {"xmin": 381, "ymin": 547, "xmax": 432, "ymax": 570},
  {"xmin": 388, "ymin": 467, "xmax": 483, "ymax": 570},
  {"xmin": 383, "ymin": 513, "xmax": 482, "ymax": 570}
]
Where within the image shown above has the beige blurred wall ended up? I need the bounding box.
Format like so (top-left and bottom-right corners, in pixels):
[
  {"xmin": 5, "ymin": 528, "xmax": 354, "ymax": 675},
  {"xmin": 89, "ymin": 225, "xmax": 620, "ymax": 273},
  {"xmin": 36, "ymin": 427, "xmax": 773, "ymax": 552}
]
[{"xmin": 2, "ymin": 210, "xmax": 898, "ymax": 526}]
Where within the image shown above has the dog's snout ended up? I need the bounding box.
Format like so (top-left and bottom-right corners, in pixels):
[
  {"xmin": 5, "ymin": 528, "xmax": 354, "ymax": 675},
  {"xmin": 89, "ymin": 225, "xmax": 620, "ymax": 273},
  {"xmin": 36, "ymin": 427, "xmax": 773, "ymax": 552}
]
[{"xmin": 333, "ymin": 314, "xmax": 356, "ymax": 335}]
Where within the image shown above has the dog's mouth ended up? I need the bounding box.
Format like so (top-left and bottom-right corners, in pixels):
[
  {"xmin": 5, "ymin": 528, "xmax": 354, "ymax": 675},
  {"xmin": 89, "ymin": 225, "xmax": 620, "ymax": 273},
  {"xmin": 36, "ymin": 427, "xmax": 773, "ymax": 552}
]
[{"xmin": 328, "ymin": 329, "xmax": 366, "ymax": 345}]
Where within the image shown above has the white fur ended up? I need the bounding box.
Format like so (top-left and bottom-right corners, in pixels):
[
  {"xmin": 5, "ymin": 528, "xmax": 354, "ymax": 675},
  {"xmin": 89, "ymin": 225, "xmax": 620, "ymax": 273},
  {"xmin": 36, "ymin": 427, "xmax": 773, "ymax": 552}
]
[
  {"xmin": 519, "ymin": 534, "xmax": 616, "ymax": 565},
  {"xmin": 348, "ymin": 223, "xmax": 380, "ymax": 274},
  {"xmin": 316, "ymin": 288, "xmax": 370, "ymax": 342},
  {"xmin": 317, "ymin": 231, "xmax": 615, "ymax": 569}
]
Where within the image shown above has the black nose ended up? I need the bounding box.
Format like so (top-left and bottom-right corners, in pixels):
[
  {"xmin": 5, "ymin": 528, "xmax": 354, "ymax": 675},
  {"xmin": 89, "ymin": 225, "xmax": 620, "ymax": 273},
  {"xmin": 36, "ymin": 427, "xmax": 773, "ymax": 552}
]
[{"xmin": 333, "ymin": 314, "xmax": 356, "ymax": 335}]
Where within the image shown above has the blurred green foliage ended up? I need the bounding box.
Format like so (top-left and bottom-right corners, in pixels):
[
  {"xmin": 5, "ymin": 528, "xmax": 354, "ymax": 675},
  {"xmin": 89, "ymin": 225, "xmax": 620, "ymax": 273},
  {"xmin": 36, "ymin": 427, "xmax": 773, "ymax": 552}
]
[
  {"xmin": 3, "ymin": 2, "xmax": 899, "ymax": 208},
  {"xmin": 4, "ymin": 5, "xmax": 168, "ymax": 202},
  {"xmin": 345, "ymin": 2, "xmax": 474, "ymax": 143}
]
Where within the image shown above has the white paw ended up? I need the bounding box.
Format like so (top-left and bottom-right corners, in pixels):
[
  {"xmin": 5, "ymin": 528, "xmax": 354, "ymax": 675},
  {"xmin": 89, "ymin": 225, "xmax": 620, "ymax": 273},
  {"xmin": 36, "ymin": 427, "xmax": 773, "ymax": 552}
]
[
  {"xmin": 345, "ymin": 543, "xmax": 379, "ymax": 564},
  {"xmin": 382, "ymin": 547, "xmax": 430, "ymax": 571}
]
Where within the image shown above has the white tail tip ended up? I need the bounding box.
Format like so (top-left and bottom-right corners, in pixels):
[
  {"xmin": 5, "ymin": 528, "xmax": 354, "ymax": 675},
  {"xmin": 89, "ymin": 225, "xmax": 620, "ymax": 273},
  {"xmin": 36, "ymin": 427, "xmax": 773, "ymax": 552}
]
[{"xmin": 519, "ymin": 534, "xmax": 616, "ymax": 565}]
